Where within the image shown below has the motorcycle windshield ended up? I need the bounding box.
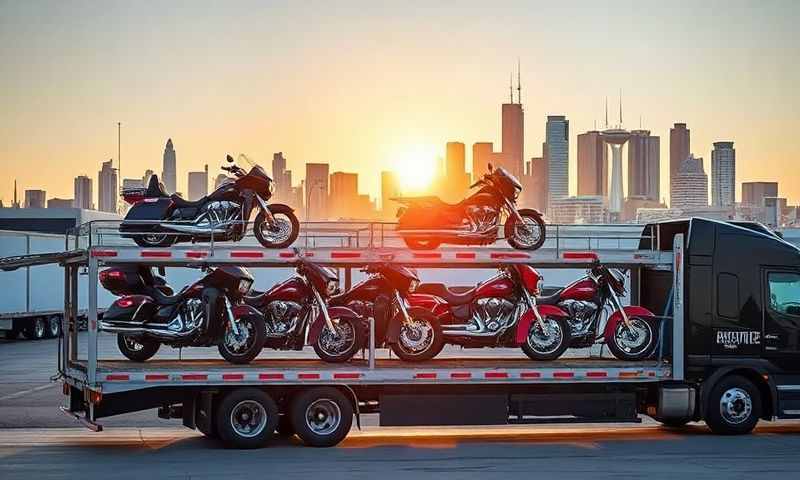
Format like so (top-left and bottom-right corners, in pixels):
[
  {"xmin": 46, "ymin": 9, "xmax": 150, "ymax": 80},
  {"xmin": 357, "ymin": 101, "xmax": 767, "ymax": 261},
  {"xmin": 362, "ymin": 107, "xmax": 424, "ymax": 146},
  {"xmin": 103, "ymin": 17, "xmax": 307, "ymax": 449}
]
[
  {"xmin": 493, "ymin": 167, "xmax": 523, "ymax": 198},
  {"xmin": 247, "ymin": 165, "xmax": 272, "ymax": 183}
]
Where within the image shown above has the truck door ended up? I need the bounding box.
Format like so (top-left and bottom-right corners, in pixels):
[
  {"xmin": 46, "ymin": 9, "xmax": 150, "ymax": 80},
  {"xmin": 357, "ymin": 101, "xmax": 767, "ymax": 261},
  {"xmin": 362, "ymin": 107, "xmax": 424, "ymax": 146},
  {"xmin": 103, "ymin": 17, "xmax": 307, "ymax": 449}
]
[{"xmin": 763, "ymin": 269, "xmax": 800, "ymax": 356}]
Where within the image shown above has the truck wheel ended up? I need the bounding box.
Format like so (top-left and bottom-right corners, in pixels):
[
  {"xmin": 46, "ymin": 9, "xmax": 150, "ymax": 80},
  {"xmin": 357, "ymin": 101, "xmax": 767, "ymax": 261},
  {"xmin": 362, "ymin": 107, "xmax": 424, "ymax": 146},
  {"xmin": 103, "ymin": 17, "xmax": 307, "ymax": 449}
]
[
  {"xmin": 705, "ymin": 375, "xmax": 761, "ymax": 435},
  {"xmin": 215, "ymin": 388, "xmax": 279, "ymax": 449},
  {"xmin": 23, "ymin": 318, "xmax": 47, "ymax": 340},
  {"xmin": 47, "ymin": 316, "xmax": 62, "ymax": 338},
  {"xmin": 117, "ymin": 334, "xmax": 160, "ymax": 362},
  {"xmin": 290, "ymin": 387, "xmax": 353, "ymax": 447}
]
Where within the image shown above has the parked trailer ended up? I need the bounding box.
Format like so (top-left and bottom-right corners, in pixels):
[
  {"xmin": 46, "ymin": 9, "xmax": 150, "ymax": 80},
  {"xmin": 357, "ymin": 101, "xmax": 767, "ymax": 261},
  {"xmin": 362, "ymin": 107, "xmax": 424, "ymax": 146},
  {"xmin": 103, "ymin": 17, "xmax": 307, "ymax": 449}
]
[{"xmin": 11, "ymin": 218, "xmax": 800, "ymax": 448}]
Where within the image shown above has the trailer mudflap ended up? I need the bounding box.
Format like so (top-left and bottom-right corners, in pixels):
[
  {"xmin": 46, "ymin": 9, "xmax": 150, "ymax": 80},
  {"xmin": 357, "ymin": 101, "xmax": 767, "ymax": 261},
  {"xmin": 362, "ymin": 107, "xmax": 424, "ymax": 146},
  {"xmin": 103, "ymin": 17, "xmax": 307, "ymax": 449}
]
[{"xmin": 379, "ymin": 394, "xmax": 507, "ymax": 426}]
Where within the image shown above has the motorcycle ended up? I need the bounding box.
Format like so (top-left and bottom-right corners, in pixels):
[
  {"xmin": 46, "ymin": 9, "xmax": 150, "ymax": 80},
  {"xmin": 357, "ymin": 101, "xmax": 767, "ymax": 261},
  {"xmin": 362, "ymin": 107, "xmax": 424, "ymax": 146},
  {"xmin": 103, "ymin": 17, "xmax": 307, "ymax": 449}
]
[
  {"xmin": 529, "ymin": 259, "xmax": 659, "ymax": 361},
  {"xmin": 100, "ymin": 265, "xmax": 267, "ymax": 364},
  {"xmin": 244, "ymin": 257, "xmax": 365, "ymax": 363},
  {"xmin": 393, "ymin": 163, "xmax": 546, "ymax": 250},
  {"xmin": 328, "ymin": 263, "xmax": 444, "ymax": 361},
  {"xmin": 120, "ymin": 154, "xmax": 299, "ymax": 249},
  {"xmin": 408, "ymin": 264, "xmax": 571, "ymax": 361}
]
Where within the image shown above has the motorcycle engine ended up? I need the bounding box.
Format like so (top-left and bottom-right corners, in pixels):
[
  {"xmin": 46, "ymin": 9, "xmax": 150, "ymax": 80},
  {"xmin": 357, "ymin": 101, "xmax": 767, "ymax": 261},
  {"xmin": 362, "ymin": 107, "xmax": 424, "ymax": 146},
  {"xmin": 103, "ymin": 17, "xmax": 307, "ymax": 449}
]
[
  {"xmin": 199, "ymin": 201, "xmax": 241, "ymax": 228},
  {"xmin": 558, "ymin": 299, "xmax": 599, "ymax": 334},
  {"xmin": 465, "ymin": 205, "xmax": 499, "ymax": 232},
  {"xmin": 473, "ymin": 297, "xmax": 515, "ymax": 332},
  {"xmin": 264, "ymin": 300, "xmax": 302, "ymax": 337},
  {"xmin": 175, "ymin": 298, "xmax": 204, "ymax": 332}
]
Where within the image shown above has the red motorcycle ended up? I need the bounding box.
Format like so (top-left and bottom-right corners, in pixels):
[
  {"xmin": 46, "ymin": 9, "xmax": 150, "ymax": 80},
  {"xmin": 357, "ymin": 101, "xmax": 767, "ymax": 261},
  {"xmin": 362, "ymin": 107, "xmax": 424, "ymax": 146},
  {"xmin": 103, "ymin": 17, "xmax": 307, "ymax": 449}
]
[
  {"xmin": 244, "ymin": 257, "xmax": 365, "ymax": 363},
  {"xmin": 408, "ymin": 265, "xmax": 571, "ymax": 361},
  {"xmin": 527, "ymin": 258, "xmax": 659, "ymax": 361}
]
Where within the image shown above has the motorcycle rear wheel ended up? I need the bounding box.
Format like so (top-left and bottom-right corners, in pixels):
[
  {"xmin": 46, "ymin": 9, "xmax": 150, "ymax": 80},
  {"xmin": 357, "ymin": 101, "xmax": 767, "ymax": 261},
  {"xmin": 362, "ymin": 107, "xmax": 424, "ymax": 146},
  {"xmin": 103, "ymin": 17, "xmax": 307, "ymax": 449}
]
[
  {"xmin": 117, "ymin": 334, "xmax": 160, "ymax": 362},
  {"xmin": 133, "ymin": 231, "xmax": 175, "ymax": 248},
  {"xmin": 505, "ymin": 209, "xmax": 546, "ymax": 250}
]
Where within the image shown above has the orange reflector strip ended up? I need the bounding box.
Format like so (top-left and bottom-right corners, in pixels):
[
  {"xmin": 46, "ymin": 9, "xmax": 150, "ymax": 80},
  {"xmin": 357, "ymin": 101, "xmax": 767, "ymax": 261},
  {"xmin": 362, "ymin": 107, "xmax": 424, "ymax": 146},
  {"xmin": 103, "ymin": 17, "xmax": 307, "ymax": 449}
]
[
  {"xmin": 91, "ymin": 250, "xmax": 117, "ymax": 257},
  {"xmin": 450, "ymin": 372, "xmax": 472, "ymax": 379},
  {"xmin": 455, "ymin": 252, "xmax": 477, "ymax": 259},
  {"xmin": 490, "ymin": 252, "xmax": 529, "ymax": 259},
  {"xmin": 231, "ymin": 251, "xmax": 263, "ymax": 258},
  {"xmin": 586, "ymin": 371, "xmax": 608, "ymax": 378},
  {"xmin": 258, "ymin": 373, "xmax": 284, "ymax": 380},
  {"xmin": 333, "ymin": 373, "xmax": 362, "ymax": 380},
  {"xmin": 181, "ymin": 374, "xmax": 208, "ymax": 381},
  {"xmin": 553, "ymin": 372, "xmax": 575, "ymax": 379},
  {"xmin": 485, "ymin": 372, "xmax": 509, "ymax": 379},
  {"xmin": 222, "ymin": 373, "xmax": 244, "ymax": 381},
  {"xmin": 105, "ymin": 374, "xmax": 130, "ymax": 381},
  {"xmin": 298, "ymin": 373, "xmax": 321, "ymax": 380},
  {"xmin": 413, "ymin": 252, "xmax": 442, "ymax": 259},
  {"xmin": 330, "ymin": 251, "xmax": 361, "ymax": 259},
  {"xmin": 145, "ymin": 374, "xmax": 169, "ymax": 382},
  {"xmin": 414, "ymin": 372, "xmax": 437, "ymax": 379},
  {"xmin": 141, "ymin": 250, "xmax": 171, "ymax": 258},
  {"xmin": 520, "ymin": 371, "xmax": 541, "ymax": 379},
  {"xmin": 185, "ymin": 251, "xmax": 209, "ymax": 259}
]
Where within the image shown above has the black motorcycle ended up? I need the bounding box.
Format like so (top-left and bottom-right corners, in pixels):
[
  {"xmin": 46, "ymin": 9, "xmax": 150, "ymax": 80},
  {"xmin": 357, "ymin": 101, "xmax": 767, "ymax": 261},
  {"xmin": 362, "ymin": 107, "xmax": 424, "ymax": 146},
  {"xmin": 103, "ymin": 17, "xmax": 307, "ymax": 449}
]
[
  {"xmin": 329, "ymin": 263, "xmax": 444, "ymax": 361},
  {"xmin": 393, "ymin": 163, "xmax": 546, "ymax": 250},
  {"xmin": 120, "ymin": 155, "xmax": 300, "ymax": 249},
  {"xmin": 100, "ymin": 265, "xmax": 267, "ymax": 364}
]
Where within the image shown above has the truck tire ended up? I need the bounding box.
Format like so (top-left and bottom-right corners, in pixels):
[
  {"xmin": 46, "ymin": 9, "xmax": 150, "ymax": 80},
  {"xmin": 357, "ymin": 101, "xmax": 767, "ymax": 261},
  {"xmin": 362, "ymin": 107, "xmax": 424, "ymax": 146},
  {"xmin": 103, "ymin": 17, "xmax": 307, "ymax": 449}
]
[
  {"xmin": 23, "ymin": 318, "xmax": 47, "ymax": 340},
  {"xmin": 290, "ymin": 387, "xmax": 353, "ymax": 447},
  {"xmin": 215, "ymin": 388, "xmax": 279, "ymax": 449},
  {"xmin": 705, "ymin": 375, "xmax": 761, "ymax": 435},
  {"xmin": 117, "ymin": 334, "xmax": 160, "ymax": 362},
  {"xmin": 47, "ymin": 316, "xmax": 62, "ymax": 338}
]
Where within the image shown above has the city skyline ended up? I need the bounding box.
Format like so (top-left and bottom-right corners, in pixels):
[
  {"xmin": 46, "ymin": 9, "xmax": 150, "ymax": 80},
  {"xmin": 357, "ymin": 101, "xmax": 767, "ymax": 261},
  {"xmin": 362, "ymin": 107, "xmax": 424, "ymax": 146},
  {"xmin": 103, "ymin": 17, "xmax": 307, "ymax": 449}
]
[{"xmin": 1, "ymin": 1, "xmax": 798, "ymax": 206}]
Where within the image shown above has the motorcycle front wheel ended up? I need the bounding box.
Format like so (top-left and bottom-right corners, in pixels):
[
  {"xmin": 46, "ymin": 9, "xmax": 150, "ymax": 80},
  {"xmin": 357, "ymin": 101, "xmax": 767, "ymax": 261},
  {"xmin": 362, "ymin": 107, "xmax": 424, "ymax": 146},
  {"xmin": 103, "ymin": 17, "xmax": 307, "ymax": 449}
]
[
  {"xmin": 505, "ymin": 208, "xmax": 546, "ymax": 250},
  {"xmin": 521, "ymin": 315, "xmax": 569, "ymax": 361},
  {"xmin": 607, "ymin": 316, "xmax": 658, "ymax": 361},
  {"xmin": 253, "ymin": 205, "xmax": 300, "ymax": 249},
  {"xmin": 117, "ymin": 334, "xmax": 160, "ymax": 362},
  {"xmin": 312, "ymin": 316, "xmax": 364, "ymax": 363},
  {"xmin": 218, "ymin": 314, "xmax": 267, "ymax": 365},
  {"xmin": 390, "ymin": 308, "xmax": 444, "ymax": 362}
]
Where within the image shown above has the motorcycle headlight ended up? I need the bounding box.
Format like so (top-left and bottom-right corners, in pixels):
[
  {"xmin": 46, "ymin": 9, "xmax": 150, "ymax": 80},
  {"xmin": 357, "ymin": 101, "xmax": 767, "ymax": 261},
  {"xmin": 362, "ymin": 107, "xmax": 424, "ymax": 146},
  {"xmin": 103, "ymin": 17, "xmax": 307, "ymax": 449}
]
[
  {"xmin": 408, "ymin": 279, "xmax": 419, "ymax": 292},
  {"xmin": 326, "ymin": 279, "xmax": 338, "ymax": 296},
  {"xmin": 238, "ymin": 279, "xmax": 252, "ymax": 295},
  {"xmin": 267, "ymin": 181, "xmax": 274, "ymax": 195}
]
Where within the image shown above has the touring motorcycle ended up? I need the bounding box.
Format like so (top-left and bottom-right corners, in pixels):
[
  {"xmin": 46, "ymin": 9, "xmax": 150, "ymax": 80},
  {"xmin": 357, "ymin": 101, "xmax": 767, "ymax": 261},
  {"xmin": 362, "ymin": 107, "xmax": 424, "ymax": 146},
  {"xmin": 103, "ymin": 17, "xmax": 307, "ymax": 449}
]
[
  {"xmin": 328, "ymin": 263, "xmax": 443, "ymax": 361},
  {"xmin": 393, "ymin": 163, "xmax": 546, "ymax": 250},
  {"xmin": 100, "ymin": 265, "xmax": 267, "ymax": 364},
  {"xmin": 120, "ymin": 155, "xmax": 299, "ymax": 249},
  {"xmin": 532, "ymin": 257, "xmax": 659, "ymax": 361},
  {"xmin": 408, "ymin": 264, "xmax": 571, "ymax": 361},
  {"xmin": 243, "ymin": 257, "xmax": 364, "ymax": 363}
]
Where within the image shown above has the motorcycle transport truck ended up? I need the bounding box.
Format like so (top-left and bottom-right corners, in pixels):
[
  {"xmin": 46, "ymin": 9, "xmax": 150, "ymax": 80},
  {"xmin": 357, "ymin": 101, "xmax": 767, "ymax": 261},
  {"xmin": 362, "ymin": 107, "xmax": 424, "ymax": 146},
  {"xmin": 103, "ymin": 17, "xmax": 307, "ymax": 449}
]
[{"xmin": 3, "ymin": 217, "xmax": 799, "ymax": 448}]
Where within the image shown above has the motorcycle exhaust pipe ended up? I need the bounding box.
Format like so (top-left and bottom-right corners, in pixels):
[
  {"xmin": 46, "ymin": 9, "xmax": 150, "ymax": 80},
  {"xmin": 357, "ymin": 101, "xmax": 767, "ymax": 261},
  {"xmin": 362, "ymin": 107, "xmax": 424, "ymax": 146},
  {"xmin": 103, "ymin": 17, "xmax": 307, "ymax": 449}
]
[
  {"xmin": 99, "ymin": 321, "xmax": 201, "ymax": 340},
  {"xmin": 161, "ymin": 223, "xmax": 229, "ymax": 234}
]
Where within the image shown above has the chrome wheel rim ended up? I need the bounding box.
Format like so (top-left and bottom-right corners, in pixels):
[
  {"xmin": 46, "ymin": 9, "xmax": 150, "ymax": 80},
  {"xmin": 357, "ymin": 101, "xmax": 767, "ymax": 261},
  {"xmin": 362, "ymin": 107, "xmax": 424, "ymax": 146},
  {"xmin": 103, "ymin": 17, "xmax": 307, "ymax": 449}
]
[
  {"xmin": 259, "ymin": 215, "xmax": 293, "ymax": 244},
  {"xmin": 317, "ymin": 319, "xmax": 355, "ymax": 358},
  {"xmin": 305, "ymin": 399, "xmax": 341, "ymax": 436},
  {"xmin": 230, "ymin": 400, "xmax": 268, "ymax": 438},
  {"xmin": 34, "ymin": 319, "xmax": 46, "ymax": 338},
  {"xmin": 513, "ymin": 216, "xmax": 542, "ymax": 247},
  {"xmin": 614, "ymin": 317, "xmax": 653, "ymax": 354},
  {"xmin": 143, "ymin": 233, "xmax": 168, "ymax": 244},
  {"xmin": 719, "ymin": 387, "xmax": 752, "ymax": 425},
  {"xmin": 48, "ymin": 317, "xmax": 60, "ymax": 336},
  {"xmin": 527, "ymin": 317, "xmax": 563, "ymax": 355},
  {"xmin": 123, "ymin": 336, "xmax": 144, "ymax": 351},
  {"xmin": 224, "ymin": 319, "xmax": 256, "ymax": 355},
  {"xmin": 397, "ymin": 319, "xmax": 434, "ymax": 354}
]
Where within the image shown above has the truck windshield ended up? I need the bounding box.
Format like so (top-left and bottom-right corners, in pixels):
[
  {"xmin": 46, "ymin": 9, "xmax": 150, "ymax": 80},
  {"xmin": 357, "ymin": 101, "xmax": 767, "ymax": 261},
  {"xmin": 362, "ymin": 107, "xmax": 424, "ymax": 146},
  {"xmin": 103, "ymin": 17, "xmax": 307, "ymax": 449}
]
[{"xmin": 768, "ymin": 272, "xmax": 800, "ymax": 316}]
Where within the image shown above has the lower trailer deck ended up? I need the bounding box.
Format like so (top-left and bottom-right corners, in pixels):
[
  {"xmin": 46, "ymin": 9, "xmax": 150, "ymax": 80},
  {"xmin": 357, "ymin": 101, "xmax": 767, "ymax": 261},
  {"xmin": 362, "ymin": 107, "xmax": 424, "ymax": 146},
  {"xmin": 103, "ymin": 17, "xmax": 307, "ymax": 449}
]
[{"xmin": 67, "ymin": 357, "xmax": 672, "ymax": 393}]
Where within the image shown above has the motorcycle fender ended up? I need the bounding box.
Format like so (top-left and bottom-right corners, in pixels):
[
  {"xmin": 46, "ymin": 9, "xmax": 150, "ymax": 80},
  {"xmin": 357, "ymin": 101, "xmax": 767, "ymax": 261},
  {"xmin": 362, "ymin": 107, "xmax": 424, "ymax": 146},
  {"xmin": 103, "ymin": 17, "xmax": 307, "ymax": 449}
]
[
  {"xmin": 602, "ymin": 306, "xmax": 655, "ymax": 342},
  {"xmin": 269, "ymin": 203, "xmax": 295, "ymax": 213},
  {"xmin": 232, "ymin": 304, "xmax": 261, "ymax": 319},
  {"xmin": 307, "ymin": 306, "xmax": 362, "ymax": 344},
  {"xmin": 386, "ymin": 306, "xmax": 437, "ymax": 345},
  {"xmin": 514, "ymin": 305, "xmax": 569, "ymax": 345}
]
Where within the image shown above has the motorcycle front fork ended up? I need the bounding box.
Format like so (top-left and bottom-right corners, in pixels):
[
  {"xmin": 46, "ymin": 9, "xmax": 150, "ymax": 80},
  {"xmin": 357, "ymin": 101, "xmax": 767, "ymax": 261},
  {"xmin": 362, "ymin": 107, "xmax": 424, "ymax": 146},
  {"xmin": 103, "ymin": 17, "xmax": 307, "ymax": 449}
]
[
  {"xmin": 223, "ymin": 296, "xmax": 241, "ymax": 336},
  {"xmin": 311, "ymin": 286, "xmax": 339, "ymax": 337},
  {"xmin": 394, "ymin": 290, "xmax": 412, "ymax": 324},
  {"xmin": 521, "ymin": 289, "xmax": 548, "ymax": 330}
]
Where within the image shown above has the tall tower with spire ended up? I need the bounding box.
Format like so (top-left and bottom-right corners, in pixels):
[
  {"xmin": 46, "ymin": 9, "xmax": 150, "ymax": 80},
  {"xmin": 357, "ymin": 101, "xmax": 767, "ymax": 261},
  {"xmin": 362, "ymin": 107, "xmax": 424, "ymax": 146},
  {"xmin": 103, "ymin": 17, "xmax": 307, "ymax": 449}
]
[
  {"xmin": 501, "ymin": 63, "xmax": 525, "ymax": 179},
  {"xmin": 162, "ymin": 138, "xmax": 177, "ymax": 194},
  {"xmin": 602, "ymin": 93, "xmax": 630, "ymax": 220}
]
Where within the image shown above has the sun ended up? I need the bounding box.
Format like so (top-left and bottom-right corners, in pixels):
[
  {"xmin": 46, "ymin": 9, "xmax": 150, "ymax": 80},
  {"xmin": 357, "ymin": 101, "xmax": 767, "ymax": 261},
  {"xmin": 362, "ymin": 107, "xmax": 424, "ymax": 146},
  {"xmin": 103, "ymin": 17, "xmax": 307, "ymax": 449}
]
[{"xmin": 392, "ymin": 144, "xmax": 438, "ymax": 193}]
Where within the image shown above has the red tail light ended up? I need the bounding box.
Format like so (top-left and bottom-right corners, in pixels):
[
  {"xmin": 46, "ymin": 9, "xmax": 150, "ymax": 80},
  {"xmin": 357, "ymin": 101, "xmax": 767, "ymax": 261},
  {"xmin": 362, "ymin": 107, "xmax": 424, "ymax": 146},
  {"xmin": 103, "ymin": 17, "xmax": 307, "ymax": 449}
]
[
  {"xmin": 99, "ymin": 269, "xmax": 123, "ymax": 282},
  {"xmin": 116, "ymin": 298, "xmax": 135, "ymax": 308}
]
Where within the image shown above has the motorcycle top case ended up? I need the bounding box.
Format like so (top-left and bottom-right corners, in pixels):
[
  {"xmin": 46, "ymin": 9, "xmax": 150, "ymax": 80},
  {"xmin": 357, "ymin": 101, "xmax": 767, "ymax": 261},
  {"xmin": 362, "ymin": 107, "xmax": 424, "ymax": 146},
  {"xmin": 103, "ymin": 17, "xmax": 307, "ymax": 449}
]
[
  {"xmin": 121, "ymin": 198, "xmax": 174, "ymax": 226},
  {"xmin": 103, "ymin": 295, "xmax": 157, "ymax": 322}
]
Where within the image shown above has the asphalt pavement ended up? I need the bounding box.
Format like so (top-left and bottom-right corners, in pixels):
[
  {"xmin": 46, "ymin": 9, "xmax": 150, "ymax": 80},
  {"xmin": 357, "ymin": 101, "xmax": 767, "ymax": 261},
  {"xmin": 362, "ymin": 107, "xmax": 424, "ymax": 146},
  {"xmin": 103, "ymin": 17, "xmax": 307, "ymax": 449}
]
[{"xmin": 1, "ymin": 334, "xmax": 800, "ymax": 479}]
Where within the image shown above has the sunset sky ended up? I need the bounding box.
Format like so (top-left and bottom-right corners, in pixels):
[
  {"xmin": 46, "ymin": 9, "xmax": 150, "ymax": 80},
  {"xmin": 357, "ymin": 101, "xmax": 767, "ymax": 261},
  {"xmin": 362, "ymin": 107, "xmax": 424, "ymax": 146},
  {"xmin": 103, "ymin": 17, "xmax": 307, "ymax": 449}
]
[{"xmin": 1, "ymin": 0, "xmax": 798, "ymax": 205}]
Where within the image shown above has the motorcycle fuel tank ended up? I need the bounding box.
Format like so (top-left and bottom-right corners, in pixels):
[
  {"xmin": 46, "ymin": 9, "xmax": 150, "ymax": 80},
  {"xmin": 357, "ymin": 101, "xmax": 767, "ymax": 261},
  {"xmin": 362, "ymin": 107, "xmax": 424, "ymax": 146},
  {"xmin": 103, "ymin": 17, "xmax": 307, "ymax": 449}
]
[
  {"xmin": 560, "ymin": 277, "xmax": 597, "ymax": 301},
  {"xmin": 474, "ymin": 275, "xmax": 515, "ymax": 299},
  {"xmin": 263, "ymin": 277, "xmax": 309, "ymax": 302}
]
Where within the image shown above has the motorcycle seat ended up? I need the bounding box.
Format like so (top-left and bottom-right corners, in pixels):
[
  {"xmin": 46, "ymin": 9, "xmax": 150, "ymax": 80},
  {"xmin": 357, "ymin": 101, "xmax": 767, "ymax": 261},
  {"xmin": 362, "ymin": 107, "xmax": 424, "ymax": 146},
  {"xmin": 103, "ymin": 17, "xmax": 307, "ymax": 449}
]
[
  {"xmin": 147, "ymin": 286, "xmax": 183, "ymax": 306},
  {"xmin": 145, "ymin": 175, "xmax": 170, "ymax": 198},
  {"xmin": 536, "ymin": 288, "xmax": 562, "ymax": 306},
  {"xmin": 170, "ymin": 194, "xmax": 207, "ymax": 208},
  {"xmin": 393, "ymin": 196, "xmax": 462, "ymax": 209},
  {"xmin": 416, "ymin": 283, "xmax": 475, "ymax": 306}
]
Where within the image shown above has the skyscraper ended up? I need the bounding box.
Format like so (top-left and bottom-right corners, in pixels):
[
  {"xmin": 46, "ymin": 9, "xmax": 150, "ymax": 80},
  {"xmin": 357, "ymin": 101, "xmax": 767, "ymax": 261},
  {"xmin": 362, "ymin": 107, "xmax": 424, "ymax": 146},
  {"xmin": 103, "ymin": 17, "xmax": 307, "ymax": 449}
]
[
  {"xmin": 671, "ymin": 154, "xmax": 708, "ymax": 210},
  {"xmin": 545, "ymin": 116, "xmax": 569, "ymax": 209},
  {"xmin": 501, "ymin": 103, "xmax": 524, "ymax": 179},
  {"xmin": 272, "ymin": 152, "xmax": 292, "ymax": 203},
  {"xmin": 187, "ymin": 165, "xmax": 208, "ymax": 200},
  {"xmin": 381, "ymin": 171, "xmax": 401, "ymax": 220},
  {"xmin": 742, "ymin": 181, "xmax": 778, "ymax": 206},
  {"xmin": 711, "ymin": 141, "xmax": 735, "ymax": 208},
  {"xmin": 577, "ymin": 131, "xmax": 607, "ymax": 197},
  {"xmin": 522, "ymin": 156, "xmax": 547, "ymax": 211},
  {"xmin": 669, "ymin": 123, "xmax": 690, "ymax": 195},
  {"xmin": 305, "ymin": 163, "xmax": 329, "ymax": 221},
  {"xmin": 24, "ymin": 190, "xmax": 46, "ymax": 208},
  {"xmin": 444, "ymin": 141, "xmax": 470, "ymax": 202},
  {"xmin": 628, "ymin": 130, "xmax": 660, "ymax": 201},
  {"xmin": 329, "ymin": 171, "xmax": 358, "ymax": 219},
  {"xmin": 74, "ymin": 175, "xmax": 93, "ymax": 210},
  {"xmin": 98, "ymin": 159, "xmax": 118, "ymax": 213},
  {"xmin": 162, "ymin": 138, "xmax": 177, "ymax": 194},
  {"xmin": 472, "ymin": 142, "xmax": 494, "ymax": 178}
]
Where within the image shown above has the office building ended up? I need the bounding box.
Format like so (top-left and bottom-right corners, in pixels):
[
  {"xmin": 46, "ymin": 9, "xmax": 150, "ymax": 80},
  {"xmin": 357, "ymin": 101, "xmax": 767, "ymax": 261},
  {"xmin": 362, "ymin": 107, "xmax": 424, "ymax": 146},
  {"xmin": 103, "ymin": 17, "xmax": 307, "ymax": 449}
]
[
  {"xmin": 545, "ymin": 115, "xmax": 569, "ymax": 209},
  {"xmin": 501, "ymin": 102, "xmax": 524, "ymax": 179},
  {"xmin": 444, "ymin": 142, "xmax": 470, "ymax": 202},
  {"xmin": 549, "ymin": 196, "xmax": 608, "ymax": 224},
  {"xmin": 670, "ymin": 154, "xmax": 708, "ymax": 210},
  {"xmin": 522, "ymin": 156, "xmax": 547, "ymax": 211},
  {"xmin": 472, "ymin": 142, "xmax": 494, "ymax": 178},
  {"xmin": 162, "ymin": 138, "xmax": 177, "ymax": 193},
  {"xmin": 98, "ymin": 159, "xmax": 118, "ymax": 213},
  {"xmin": 670, "ymin": 123, "xmax": 690, "ymax": 195},
  {"xmin": 47, "ymin": 198, "xmax": 73, "ymax": 209},
  {"xmin": 187, "ymin": 165, "xmax": 208, "ymax": 201},
  {"xmin": 577, "ymin": 131, "xmax": 607, "ymax": 197},
  {"xmin": 711, "ymin": 141, "xmax": 736, "ymax": 208},
  {"xmin": 122, "ymin": 178, "xmax": 143, "ymax": 189},
  {"xmin": 272, "ymin": 152, "xmax": 293, "ymax": 203},
  {"xmin": 329, "ymin": 171, "xmax": 359, "ymax": 219},
  {"xmin": 74, "ymin": 175, "xmax": 93, "ymax": 210},
  {"xmin": 24, "ymin": 190, "xmax": 46, "ymax": 209},
  {"xmin": 305, "ymin": 163, "xmax": 329, "ymax": 221},
  {"xmin": 381, "ymin": 171, "xmax": 401, "ymax": 220},
  {"xmin": 628, "ymin": 130, "xmax": 660, "ymax": 201},
  {"xmin": 742, "ymin": 181, "xmax": 778, "ymax": 207}
]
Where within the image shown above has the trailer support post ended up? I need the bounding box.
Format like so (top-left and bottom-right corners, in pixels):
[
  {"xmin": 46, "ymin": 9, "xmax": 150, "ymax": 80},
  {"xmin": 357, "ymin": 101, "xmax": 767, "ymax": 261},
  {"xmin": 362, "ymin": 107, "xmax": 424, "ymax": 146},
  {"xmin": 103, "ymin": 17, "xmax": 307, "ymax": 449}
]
[
  {"xmin": 87, "ymin": 254, "xmax": 99, "ymax": 386},
  {"xmin": 369, "ymin": 316, "xmax": 375, "ymax": 370},
  {"xmin": 672, "ymin": 233, "xmax": 685, "ymax": 381}
]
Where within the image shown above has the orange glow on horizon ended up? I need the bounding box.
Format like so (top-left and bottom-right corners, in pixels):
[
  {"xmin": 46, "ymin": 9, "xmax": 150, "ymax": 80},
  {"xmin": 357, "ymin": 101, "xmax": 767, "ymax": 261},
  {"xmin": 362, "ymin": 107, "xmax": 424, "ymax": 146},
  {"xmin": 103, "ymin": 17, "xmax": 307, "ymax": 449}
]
[{"xmin": 391, "ymin": 144, "xmax": 438, "ymax": 194}]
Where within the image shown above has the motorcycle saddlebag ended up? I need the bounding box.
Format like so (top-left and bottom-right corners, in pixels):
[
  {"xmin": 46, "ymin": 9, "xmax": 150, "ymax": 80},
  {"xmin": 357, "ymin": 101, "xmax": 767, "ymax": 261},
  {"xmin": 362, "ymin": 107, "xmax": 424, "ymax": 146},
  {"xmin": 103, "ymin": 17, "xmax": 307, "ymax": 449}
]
[
  {"xmin": 103, "ymin": 295, "xmax": 156, "ymax": 322},
  {"xmin": 120, "ymin": 198, "xmax": 174, "ymax": 233}
]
